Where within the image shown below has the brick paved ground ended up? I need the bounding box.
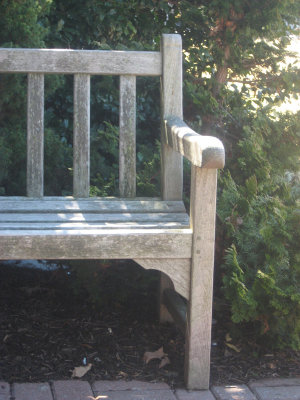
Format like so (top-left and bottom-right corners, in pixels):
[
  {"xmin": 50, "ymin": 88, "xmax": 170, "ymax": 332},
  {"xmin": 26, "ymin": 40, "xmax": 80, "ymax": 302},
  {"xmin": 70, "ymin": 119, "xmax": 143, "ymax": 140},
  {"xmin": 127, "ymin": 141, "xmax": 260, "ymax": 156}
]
[{"xmin": 0, "ymin": 378, "xmax": 299, "ymax": 400}]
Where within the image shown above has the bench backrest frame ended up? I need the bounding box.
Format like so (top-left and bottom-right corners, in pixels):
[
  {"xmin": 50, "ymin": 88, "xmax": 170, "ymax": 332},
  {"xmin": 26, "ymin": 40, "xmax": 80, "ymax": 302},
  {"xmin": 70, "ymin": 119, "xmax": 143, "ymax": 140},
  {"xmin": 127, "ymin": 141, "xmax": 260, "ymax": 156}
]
[{"xmin": 0, "ymin": 34, "xmax": 183, "ymax": 200}]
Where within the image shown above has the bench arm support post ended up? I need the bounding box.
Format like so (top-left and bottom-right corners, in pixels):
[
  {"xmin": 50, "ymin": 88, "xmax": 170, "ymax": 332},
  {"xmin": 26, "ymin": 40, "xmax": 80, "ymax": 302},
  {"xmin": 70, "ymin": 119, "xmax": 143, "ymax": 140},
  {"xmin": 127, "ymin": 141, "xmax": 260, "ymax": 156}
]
[
  {"xmin": 162, "ymin": 116, "xmax": 223, "ymax": 388},
  {"xmin": 185, "ymin": 166, "xmax": 218, "ymax": 389}
]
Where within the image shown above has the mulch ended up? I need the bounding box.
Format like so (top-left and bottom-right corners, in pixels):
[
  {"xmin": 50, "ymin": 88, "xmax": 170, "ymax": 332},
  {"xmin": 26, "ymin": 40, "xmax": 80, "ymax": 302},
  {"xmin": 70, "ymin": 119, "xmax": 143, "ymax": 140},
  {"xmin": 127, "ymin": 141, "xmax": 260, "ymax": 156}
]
[{"xmin": 0, "ymin": 261, "xmax": 299, "ymax": 388}]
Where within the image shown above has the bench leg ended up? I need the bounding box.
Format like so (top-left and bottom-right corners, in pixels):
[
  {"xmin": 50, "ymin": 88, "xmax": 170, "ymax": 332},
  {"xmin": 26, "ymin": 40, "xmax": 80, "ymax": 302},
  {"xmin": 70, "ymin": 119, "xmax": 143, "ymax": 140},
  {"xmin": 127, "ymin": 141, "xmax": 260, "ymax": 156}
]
[
  {"xmin": 158, "ymin": 272, "xmax": 174, "ymax": 323},
  {"xmin": 184, "ymin": 167, "xmax": 217, "ymax": 390}
]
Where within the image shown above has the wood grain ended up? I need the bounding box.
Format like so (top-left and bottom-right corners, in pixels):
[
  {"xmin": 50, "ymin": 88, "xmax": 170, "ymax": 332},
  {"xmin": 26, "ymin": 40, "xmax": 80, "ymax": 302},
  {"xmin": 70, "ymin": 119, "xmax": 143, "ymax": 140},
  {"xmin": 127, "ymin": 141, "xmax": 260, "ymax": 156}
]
[
  {"xmin": 27, "ymin": 73, "xmax": 44, "ymax": 197},
  {"xmin": 134, "ymin": 258, "xmax": 190, "ymax": 300},
  {"xmin": 73, "ymin": 74, "xmax": 90, "ymax": 197},
  {"xmin": 119, "ymin": 75, "xmax": 136, "ymax": 197},
  {"xmin": 0, "ymin": 198, "xmax": 187, "ymax": 213},
  {"xmin": 184, "ymin": 167, "xmax": 218, "ymax": 390},
  {"xmin": 160, "ymin": 34, "xmax": 183, "ymax": 200},
  {"xmin": 0, "ymin": 212, "xmax": 189, "ymax": 224},
  {"xmin": 164, "ymin": 117, "xmax": 225, "ymax": 168},
  {"xmin": 0, "ymin": 230, "xmax": 192, "ymax": 260},
  {"xmin": 0, "ymin": 48, "xmax": 161, "ymax": 76},
  {"xmin": 158, "ymin": 34, "xmax": 185, "ymax": 327}
]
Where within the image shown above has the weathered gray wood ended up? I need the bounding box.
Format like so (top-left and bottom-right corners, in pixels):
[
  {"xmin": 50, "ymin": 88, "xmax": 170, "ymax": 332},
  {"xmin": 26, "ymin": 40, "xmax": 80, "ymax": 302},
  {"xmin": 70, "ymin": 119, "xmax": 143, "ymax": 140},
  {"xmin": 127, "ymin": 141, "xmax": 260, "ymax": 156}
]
[
  {"xmin": 73, "ymin": 74, "xmax": 90, "ymax": 197},
  {"xmin": 0, "ymin": 212, "xmax": 189, "ymax": 224},
  {"xmin": 161, "ymin": 34, "xmax": 183, "ymax": 200},
  {"xmin": 0, "ymin": 49, "xmax": 161, "ymax": 76},
  {"xmin": 163, "ymin": 288, "xmax": 187, "ymax": 334},
  {"xmin": 0, "ymin": 198, "xmax": 187, "ymax": 213},
  {"xmin": 0, "ymin": 196, "xmax": 161, "ymax": 201},
  {"xmin": 119, "ymin": 75, "xmax": 136, "ymax": 197},
  {"xmin": 134, "ymin": 259, "xmax": 190, "ymax": 300},
  {"xmin": 0, "ymin": 222, "xmax": 188, "ymax": 230},
  {"xmin": 0, "ymin": 230, "xmax": 192, "ymax": 260},
  {"xmin": 184, "ymin": 167, "xmax": 218, "ymax": 390},
  {"xmin": 165, "ymin": 117, "xmax": 225, "ymax": 169},
  {"xmin": 27, "ymin": 73, "xmax": 44, "ymax": 197}
]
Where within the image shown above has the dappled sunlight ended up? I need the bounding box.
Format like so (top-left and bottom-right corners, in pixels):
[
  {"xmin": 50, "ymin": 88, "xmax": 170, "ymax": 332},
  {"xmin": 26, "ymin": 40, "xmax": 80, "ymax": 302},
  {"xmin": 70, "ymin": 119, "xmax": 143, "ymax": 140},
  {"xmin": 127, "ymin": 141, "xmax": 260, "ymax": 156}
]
[{"xmin": 275, "ymin": 36, "xmax": 300, "ymax": 113}]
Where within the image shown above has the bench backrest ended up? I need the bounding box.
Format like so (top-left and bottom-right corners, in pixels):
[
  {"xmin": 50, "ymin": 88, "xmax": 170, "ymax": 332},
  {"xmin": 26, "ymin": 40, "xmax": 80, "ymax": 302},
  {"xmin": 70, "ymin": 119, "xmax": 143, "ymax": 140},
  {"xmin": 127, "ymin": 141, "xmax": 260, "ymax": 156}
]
[{"xmin": 0, "ymin": 34, "xmax": 183, "ymax": 200}]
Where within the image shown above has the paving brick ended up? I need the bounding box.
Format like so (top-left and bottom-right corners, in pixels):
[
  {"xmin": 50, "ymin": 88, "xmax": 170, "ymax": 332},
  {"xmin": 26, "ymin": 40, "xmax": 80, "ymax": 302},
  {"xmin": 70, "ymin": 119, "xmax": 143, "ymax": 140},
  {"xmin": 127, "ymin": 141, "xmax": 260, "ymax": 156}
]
[
  {"xmin": 92, "ymin": 380, "xmax": 170, "ymax": 392},
  {"xmin": 93, "ymin": 381, "xmax": 176, "ymax": 400},
  {"xmin": 251, "ymin": 386, "xmax": 300, "ymax": 400},
  {"xmin": 13, "ymin": 383, "xmax": 52, "ymax": 400},
  {"xmin": 211, "ymin": 385, "xmax": 257, "ymax": 400},
  {"xmin": 52, "ymin": 380, "xmax": 93, "ymax": 400},
  {"xmin": 175, "ymin": 388, "xmax": 216, "ymax": 400},
  {"xmin": 93, "ymin": 389, "xmax": 177, "ymax": 400},
  {"xmin": 249, "ymin": 378, "xmax": 300, "ymax": 387},
  {"xmin": 0, "ymin": 382, "xmax": 10, "ymax": 400}
]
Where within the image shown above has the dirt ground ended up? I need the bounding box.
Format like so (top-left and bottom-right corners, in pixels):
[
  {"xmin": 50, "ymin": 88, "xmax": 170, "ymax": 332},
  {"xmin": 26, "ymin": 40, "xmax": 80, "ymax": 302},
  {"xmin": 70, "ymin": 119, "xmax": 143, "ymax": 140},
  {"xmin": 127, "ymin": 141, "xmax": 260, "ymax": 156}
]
[{"xmin": 0, "ymin": 261, "xmax": 299, "ymax": 388}]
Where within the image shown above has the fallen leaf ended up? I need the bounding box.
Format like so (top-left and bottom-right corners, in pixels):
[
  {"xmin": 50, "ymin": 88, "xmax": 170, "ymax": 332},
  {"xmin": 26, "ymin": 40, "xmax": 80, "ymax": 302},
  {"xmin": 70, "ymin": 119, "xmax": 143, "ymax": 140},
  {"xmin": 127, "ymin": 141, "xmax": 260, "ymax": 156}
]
[
  {"xmin": 118, "ymin": 371, "xmax": 128, "ymax": 377},
  {"xmin": 225, "ymin": 333, "xmax": 232, "ymax": 342},
  {"xmin": 268, "ymin": 362, "xmax": 277, "ymax": 370},
  {"xmin": 159, "ymin": 356, "xmax": 170, "ymax": 369},
  {"xmin": 143, "ymin": 347, "xmax": 167, "ymax": 364},
  {"xmin": 225, "ymin": 343, "xmax": 241, "ymax": 353},
  {"xmin": 3, "ymin": 334, "xmax": 10, "ymax": 343},
  {"xmin": 88, "ymin": 396, "xmax": 108, "ymax": 400},
  {"xmin": 71, "ymin": 363, "xmax": 92, "ymax": 378}
]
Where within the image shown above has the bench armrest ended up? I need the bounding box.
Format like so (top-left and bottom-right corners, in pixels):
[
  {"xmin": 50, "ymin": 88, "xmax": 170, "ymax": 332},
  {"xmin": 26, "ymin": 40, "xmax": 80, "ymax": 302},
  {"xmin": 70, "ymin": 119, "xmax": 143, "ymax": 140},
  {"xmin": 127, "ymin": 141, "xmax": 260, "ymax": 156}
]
[{"xmin": 164, "ymin": 116, "xmax": 225, "ymax": 168}]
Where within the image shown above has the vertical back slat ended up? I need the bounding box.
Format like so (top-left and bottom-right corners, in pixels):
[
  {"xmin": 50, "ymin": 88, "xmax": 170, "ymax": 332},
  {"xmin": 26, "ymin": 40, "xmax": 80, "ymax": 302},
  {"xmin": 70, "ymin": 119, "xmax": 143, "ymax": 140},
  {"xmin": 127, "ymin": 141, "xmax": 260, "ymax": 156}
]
[
  {"xmin": 161, "ymin": 34, "xmax": 183, "ymax": 200},
  {"xmin": 27, "ymin": 73, "xmax": 44, "ymax": 197},
  {"xmin": 73, "ymin": 74, "xmax": 90, "ymax": 197},
  {"xmin": 119, "ymin": 75, "xmax": 136, "ymax": 197}
]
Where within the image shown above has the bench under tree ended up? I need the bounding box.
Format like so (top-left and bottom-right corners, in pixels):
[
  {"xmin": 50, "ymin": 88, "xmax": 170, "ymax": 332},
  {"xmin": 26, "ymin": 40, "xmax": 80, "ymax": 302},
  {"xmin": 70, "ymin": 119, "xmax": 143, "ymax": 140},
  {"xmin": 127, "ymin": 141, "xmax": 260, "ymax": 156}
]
[{"xmin": 0, "ymin": 34, "xmax": 225, "ymax": 390}]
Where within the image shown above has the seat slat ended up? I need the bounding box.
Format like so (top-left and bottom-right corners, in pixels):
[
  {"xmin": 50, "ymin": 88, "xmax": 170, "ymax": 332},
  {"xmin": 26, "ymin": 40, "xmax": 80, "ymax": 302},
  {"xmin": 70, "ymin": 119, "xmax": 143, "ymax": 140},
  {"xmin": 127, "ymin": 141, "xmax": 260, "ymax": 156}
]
[
  {"xmin": 27, "ymin": 73, "xmax": 44, "ymax": 197},
  {"xmin": 0, "ymin": 221, "xmax": 189, "ymax": 230},
  {"xmin": 0, "ymin": 196, "xmax": 161, "ymax": 200},
  {"xmin": 0, "ymin": 199, "xmax": 187, "ymax": 213},
  {"xmin": 0, "ymin": 212, "xmax": 189, "ymax": 223}
]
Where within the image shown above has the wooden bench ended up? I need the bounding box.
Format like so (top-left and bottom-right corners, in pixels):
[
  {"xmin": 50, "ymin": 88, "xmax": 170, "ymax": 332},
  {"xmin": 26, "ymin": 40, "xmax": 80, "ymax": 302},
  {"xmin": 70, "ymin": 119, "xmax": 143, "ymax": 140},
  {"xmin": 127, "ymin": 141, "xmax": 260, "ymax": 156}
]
[{"xmin": 0, "ymin": 34, "xmax": 224, "ymax": 389}]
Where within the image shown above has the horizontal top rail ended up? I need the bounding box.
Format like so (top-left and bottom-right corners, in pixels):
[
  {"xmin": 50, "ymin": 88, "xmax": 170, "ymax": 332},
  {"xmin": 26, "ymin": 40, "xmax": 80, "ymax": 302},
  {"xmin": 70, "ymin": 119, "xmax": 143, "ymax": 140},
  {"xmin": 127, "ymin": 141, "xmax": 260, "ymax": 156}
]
[{"xmin": 0, "ymin": 48, "xmax": 162, "ymax": 76}]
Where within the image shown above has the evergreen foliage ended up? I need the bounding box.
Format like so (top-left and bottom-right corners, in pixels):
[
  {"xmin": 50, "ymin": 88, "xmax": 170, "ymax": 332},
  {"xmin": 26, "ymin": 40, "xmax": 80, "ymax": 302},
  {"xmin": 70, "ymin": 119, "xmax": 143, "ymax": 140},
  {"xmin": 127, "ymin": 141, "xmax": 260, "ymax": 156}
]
[{"xmin": 0, "ymin": 0, "xmax": 299, "ymax": 349}]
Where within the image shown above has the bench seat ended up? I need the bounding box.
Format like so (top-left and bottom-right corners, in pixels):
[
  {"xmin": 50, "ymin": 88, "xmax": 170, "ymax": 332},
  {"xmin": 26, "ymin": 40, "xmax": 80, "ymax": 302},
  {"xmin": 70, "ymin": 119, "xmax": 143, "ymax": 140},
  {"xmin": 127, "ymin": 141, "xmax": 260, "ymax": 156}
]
[{"xmin": 0, "ymin": 197, "xmax": 192, "ymax": 260}]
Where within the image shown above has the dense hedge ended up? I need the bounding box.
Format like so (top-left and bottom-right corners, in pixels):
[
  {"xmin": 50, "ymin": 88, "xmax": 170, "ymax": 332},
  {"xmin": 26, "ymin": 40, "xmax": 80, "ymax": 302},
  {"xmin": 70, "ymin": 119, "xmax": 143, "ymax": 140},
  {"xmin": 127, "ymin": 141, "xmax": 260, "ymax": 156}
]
[{"xmin": 0, "ymin": 0, "xmax": 299, "ymax": 349}]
